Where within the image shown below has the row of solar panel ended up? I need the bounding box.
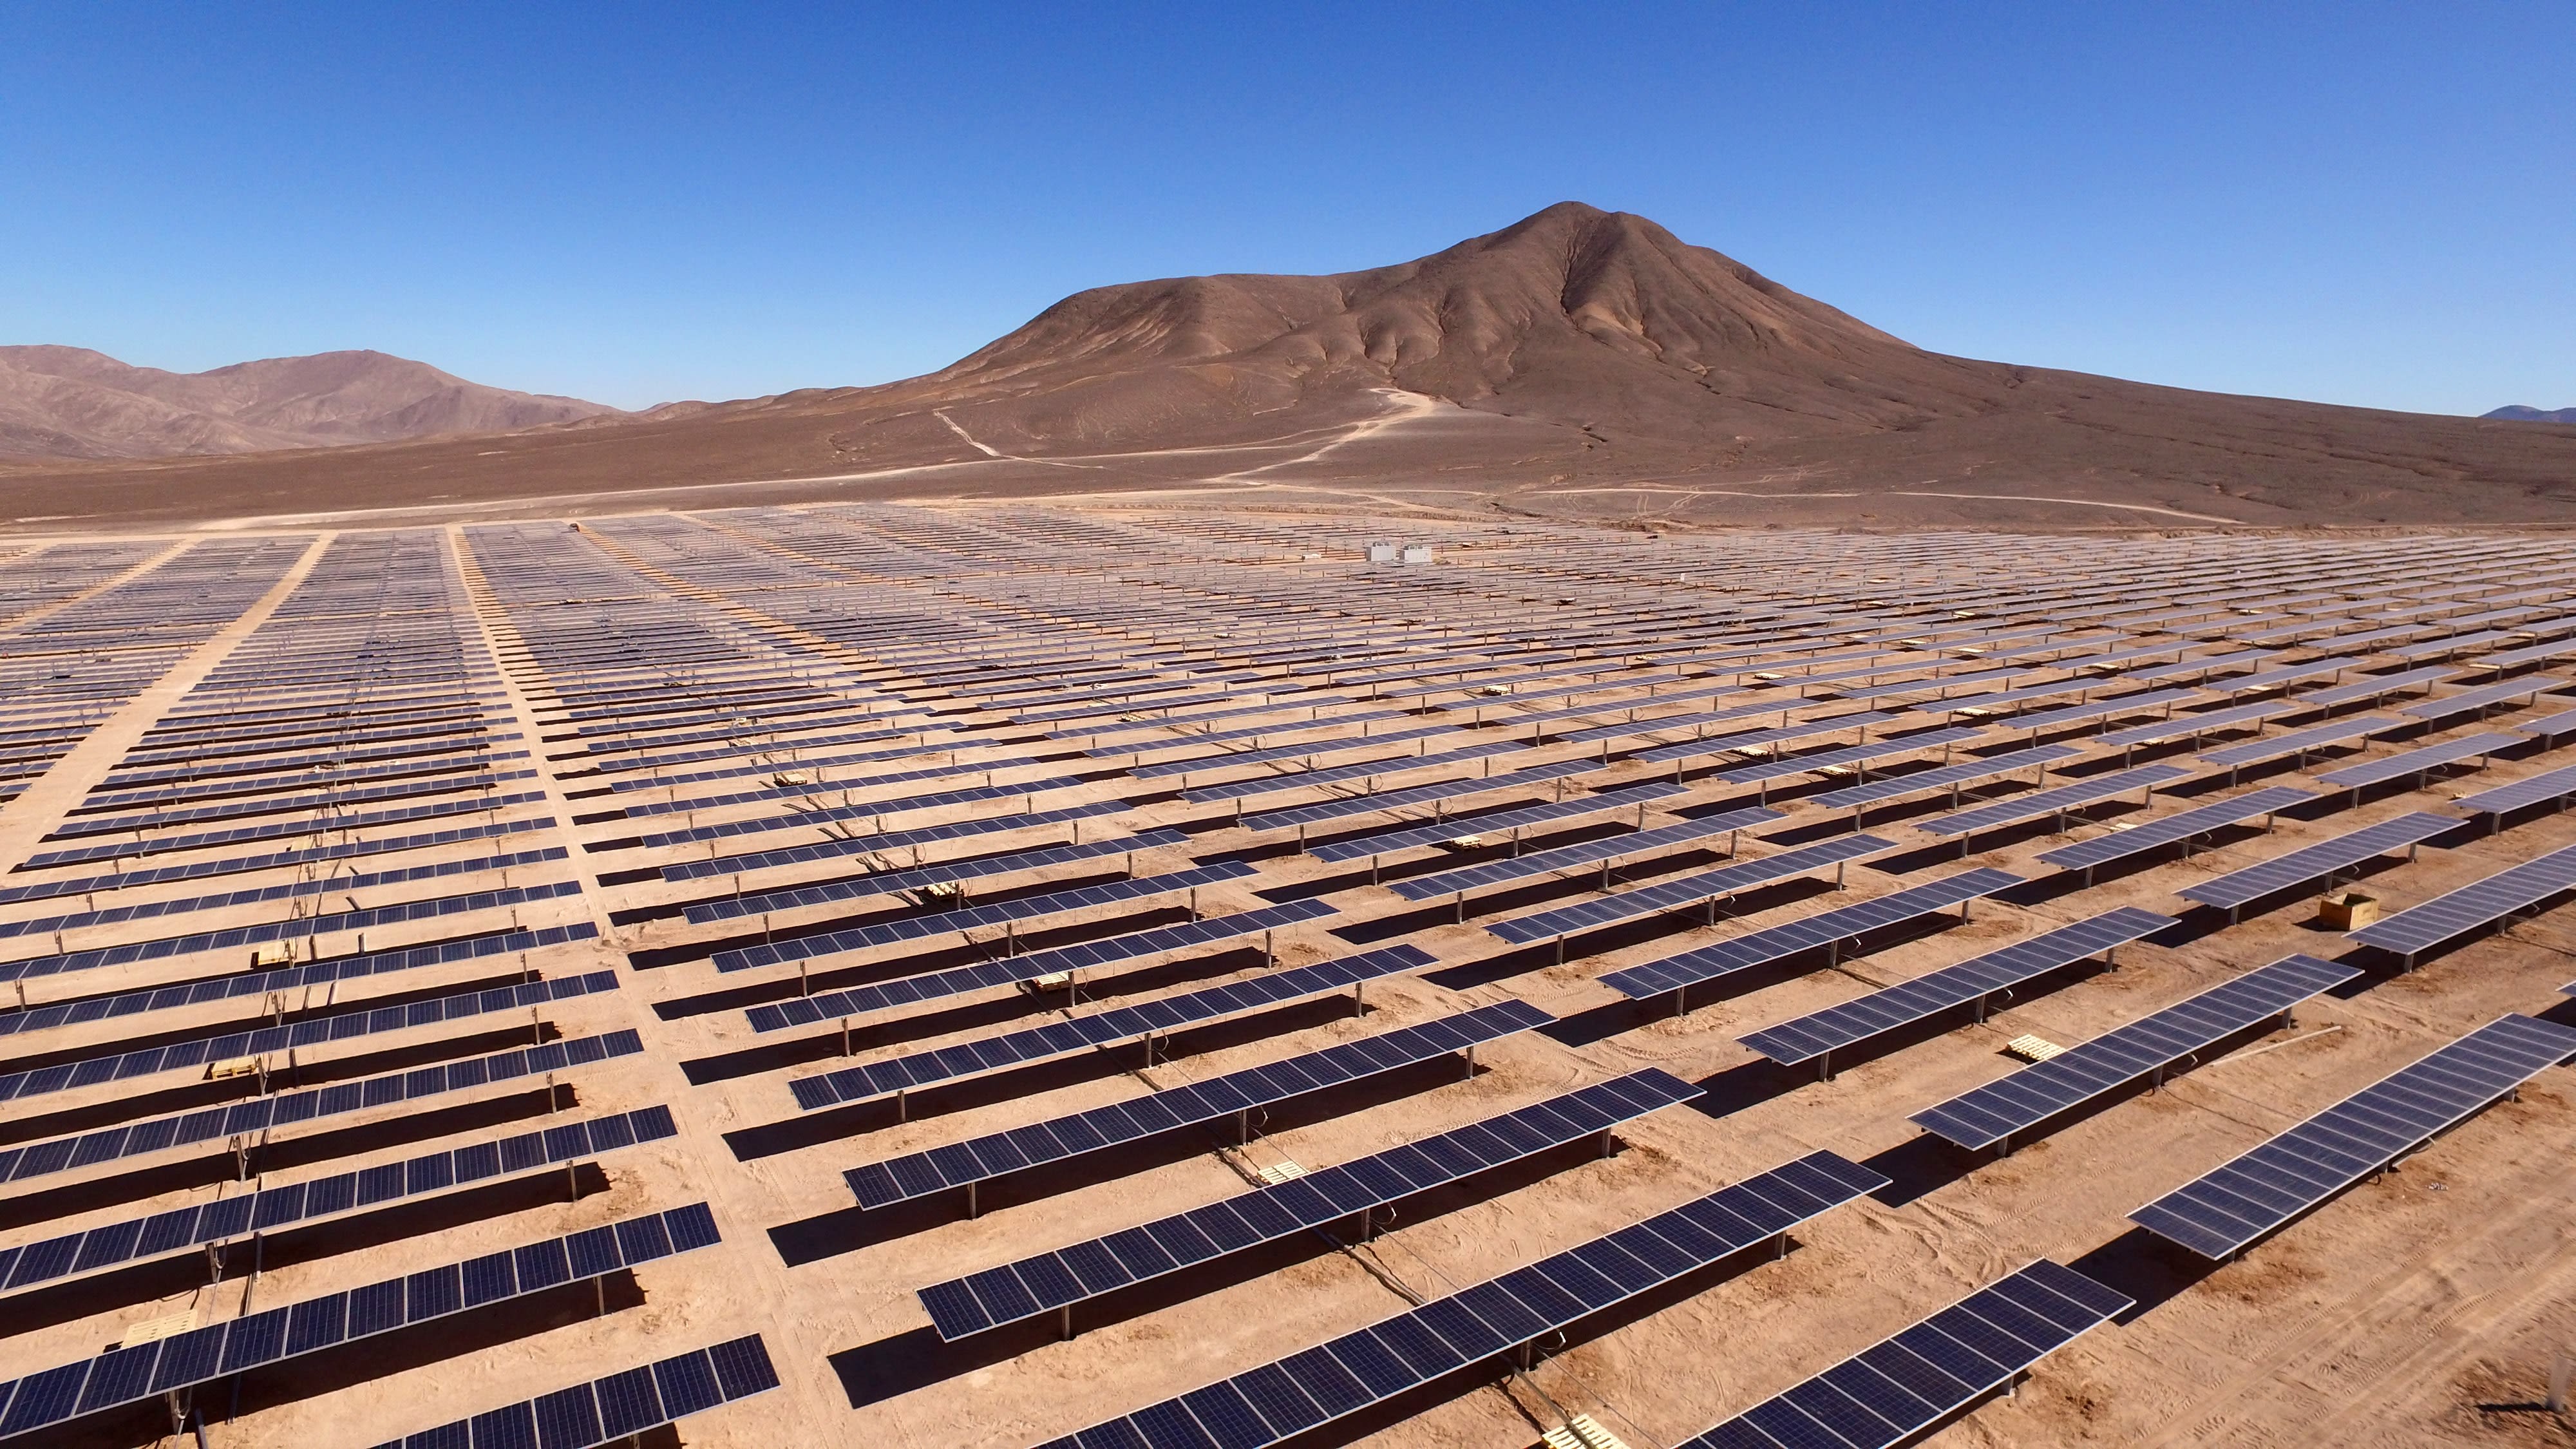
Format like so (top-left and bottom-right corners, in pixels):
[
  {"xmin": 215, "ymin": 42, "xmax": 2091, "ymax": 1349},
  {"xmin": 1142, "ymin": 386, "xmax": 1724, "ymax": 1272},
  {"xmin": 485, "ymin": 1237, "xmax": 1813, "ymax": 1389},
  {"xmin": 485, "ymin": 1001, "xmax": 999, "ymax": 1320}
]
[
  {"xmin": 362, "ymin": 1334, "xmax": 779, "ymax": 1449},
  {"xmin": 21, "ymin": 788, "xmax": 553, "ymax": 868},
  {"xmin": 0, "ymin": 1029, "xmax": 643, "ymax": 1185},
  {"xmin": 0, "ymin": 923, "xmax": 601, "ymax": 1040},
  {"xmin": 1679, "ymin": 1260, "xmax": 2132, "ymax": 1449},
  {"xmin": 1039, "ymin": 1150, "xmax": 1889, "ymax": 1449},
  {"xmin": 919, "ymin": 1067, "xmax": 1701, "ymax": 1339},
  {"xmin": 710, "ymin": 862, "xmax": 1256, "ymax": 972},
  {"xmin": 846, "ymin": 1001, "xmax": 1554, "ymax": 1209},
  {"xmin": 0, "ymin": 1104, "xmax": 676, "ymax": 1297},
  {"xmin": 0, "ymin": 1204, "xmax": 719, "ymax": 1439},
  {"xmin": 0, "ymin": 969, "xmax": 621, "ymax": 1101},
  {"xmin": 0, "ymin": 817, "xmax": 554, "ymax": 907},
  {"xmin": 781, "ymin": 943, "xmax": 1435, "ymax": 1106},
  {"xmin": 685, "ymin": 829, "xmax": 1184, "ymax": 925},
  {"xmin": 0, "ymin": 878, "xmax": 587, "ymax": 983}
]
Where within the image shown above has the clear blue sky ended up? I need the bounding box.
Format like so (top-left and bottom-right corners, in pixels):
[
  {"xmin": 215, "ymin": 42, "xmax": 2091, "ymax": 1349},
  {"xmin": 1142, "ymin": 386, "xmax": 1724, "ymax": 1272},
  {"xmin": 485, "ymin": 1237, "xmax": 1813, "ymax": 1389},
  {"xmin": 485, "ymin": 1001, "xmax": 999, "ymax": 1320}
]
[{"xmin": 2, "ymin": 3, "xmax": 2566, "ymax": 415}]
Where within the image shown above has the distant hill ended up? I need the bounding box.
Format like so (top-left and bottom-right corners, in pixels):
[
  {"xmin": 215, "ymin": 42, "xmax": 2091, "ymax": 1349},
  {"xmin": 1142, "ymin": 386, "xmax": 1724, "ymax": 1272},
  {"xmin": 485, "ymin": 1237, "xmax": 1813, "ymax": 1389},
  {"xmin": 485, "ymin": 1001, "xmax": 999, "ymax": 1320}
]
[
  {"xmin": 2484, "ymin": 405, "xmax": 2576, "ymax": 424},
  {"xmin": 6, "ymin": 203, "xmax": 2575, "ymax": 527},
  {"xmin": 0, "ymin": 346, "xmax": 621, "ymax": 460}
]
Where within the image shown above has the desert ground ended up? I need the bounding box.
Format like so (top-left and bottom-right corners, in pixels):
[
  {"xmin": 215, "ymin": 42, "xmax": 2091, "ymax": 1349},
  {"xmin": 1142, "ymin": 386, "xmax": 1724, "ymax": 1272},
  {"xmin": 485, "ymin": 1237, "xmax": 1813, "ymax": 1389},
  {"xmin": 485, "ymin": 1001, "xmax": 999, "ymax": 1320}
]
[{"xmin": 1, "ymin": 503, "xmax": 2574, "ymax": 1449}]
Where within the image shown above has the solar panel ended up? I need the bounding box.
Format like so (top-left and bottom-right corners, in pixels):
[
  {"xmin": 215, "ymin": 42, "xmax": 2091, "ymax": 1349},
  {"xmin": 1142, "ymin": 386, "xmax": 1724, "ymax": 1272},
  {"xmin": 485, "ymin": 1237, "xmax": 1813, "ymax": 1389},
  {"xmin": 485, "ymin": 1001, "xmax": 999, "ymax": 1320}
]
[
  {"xmin": 630, "ymin": 773, "xmax": 1090, "ymax": 850},
  {"xmin": 2131, "ymin": 1013, "xmax": 2576, "ymax": 1258},
  {"xmin": 1673, "ymin": 1259, "xmax": 2132, "ymax": 1449},
  {"xmin": 2519, "ymin": 707, "xmax": 2576, "ymax": 739},
  {"xmin": 2295, "ymin": 664, "xmax": 2456, "ymax": 710},
  {"xmin": 1738, "ymin": 908, "xmax": 2174, "ymax": 1072},
  {"xmin": 2450, "ymin": 761, "xmax": 2576, "ymax": 824},
  {"xmin": 1130, "ymin": 724, "xmax": 1455, "ymax": 779},
  {"xmin": 2314, "ymin": 732, "xmax": 2520, "ymax": 794},
  {"xmin": 683, "ymin": 829, "xmax": 1186, "ymax": 925},
  {"xmin": 363, "ymin": 1334, "xmax": 780, "ymax": 1449},
  {"xmin": 1239, "ymin": 758, "xmax": 1599, "ymax": 833},
  {"xmin": 0, "ymin": 1204, "xmax": 719, "ymax": 1441},
  {"xmin": 1631, "ymin": 711, "xmax": 1897, "ymax": 766},
  {"xmin": 1305, "ymin": 782, "xmax": 1687, "ymax": 863},
  {"xmin": 2400, "ymin": 676, "xmax": 2563, "ymax": 721},
  {"xmin": 0, "ymin": 818, "xmax": 554, "ymax": 907},
  {"xmin": 0, "ymin": 969, "xmax": 621, "ymax": 1102},
  {"xmin": 1390, "ymin": 806, "xmax": 1782, "ymax": 903},
  {"xmin": 779, "ymin": 942, "xmax": 1426, "ymax": 1107},
  {"xmin": 2034, "ymin": 785, "xmax": 2315, "ymax": 879},
  {"xmin": 2175, "ymin": 812, "xmax": 2452, "ymax": 916},
  {"xmin": 1909, "ymin": 955, "xmax": 2356, "ymax": 1152},
  {"xmin": 2097, "ymin": 699, "xmax": 2300, "ymax": 750},
  {"xmin": 843, "ymin": 1000, "xmax": 1553, "ymax": 1210},
  {"xmin": 0, "ymin": 923, "xmax": 601, "ymax": 1041},
  {"xmin": 917, "ymin": 1068, "xmax": 1703, "ymax": 1340},
  {"xmin": 712, "ymin": 860, "xmax": 1257, "ymax": 973},
  {"xmin": 660, "ymin": 800, "xmax": 1128, "ymax": 882},
  {"xmin": 0, "ymin": 1106, "xmax": 676, "ymax": 1297},
  {"xmin": 1182, "ymin": 741, "xmax": 1522, "ymax": 803},
  {"xmin": 1808, "ymin": 743, "xmax": 2078, "ymax": 814},
  {"xmin": 0, "ymin": 878, "xmax": 589, "ymax": 985},
  {"xmin": 1917, "ymin": 764, "xmax": 2191, "ymax": 840},
  {"xmin": 2347, "ymin": 840, "xmax": 2576, "ymax": 963},
  {"xmin": 20, "ymin": 789, "xmax": 553, "ymax": 869},
  {"xmin": 1703, "ymin": 726, "xmax": 1988, "ymax": 791},
  {"xmin": 0, "ymin": 1029, "xmax": 645, "ymax": 1185},
  {"xmin": 1484, "ymin": 835, "xmax": 1895, "ymax": 947},
  {"xmin": 1601, "ymin": 869, "xmax": 2023, "ymax": 1009},
  {"xmin": 2195, "ymin": 715, "xmax": 2400, "ymax": 773},
  {"xmin": 1034, "ymin": 1149, "xmax": 1888, "ymax": 1449}
]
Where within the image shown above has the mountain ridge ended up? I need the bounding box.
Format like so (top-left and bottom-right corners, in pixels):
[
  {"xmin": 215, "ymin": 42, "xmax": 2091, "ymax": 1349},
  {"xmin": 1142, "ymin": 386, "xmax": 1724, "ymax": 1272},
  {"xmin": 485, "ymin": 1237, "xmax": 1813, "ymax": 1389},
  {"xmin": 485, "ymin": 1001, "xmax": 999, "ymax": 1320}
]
[{"xmin": 0, "ymin": 346, "xmax": 622, "ymax": 460}]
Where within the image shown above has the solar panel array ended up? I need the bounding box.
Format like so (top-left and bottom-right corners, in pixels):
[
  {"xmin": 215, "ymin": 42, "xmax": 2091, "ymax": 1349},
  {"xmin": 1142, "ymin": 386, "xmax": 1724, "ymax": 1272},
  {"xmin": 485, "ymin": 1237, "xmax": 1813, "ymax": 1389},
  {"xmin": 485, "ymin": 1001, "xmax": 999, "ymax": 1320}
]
[
  {"xmin": 2131, "ymin": 1014, "xmax": 2576, "ymax": 1257},
  {"xmin": 2348, "ymin": 841, "xmax": 2576, "ymax": 959},
  {"xmin": 1676, "ymin": 1260, "xmax": 2133, "ymax": 1449},
  {"xmin": 919, "ymin": 1068, "xmax": 1703, "ymax": 1340},
  {"xmin": 1739, "ymin": 908, "xmax": 2175, "ymax": 1070},
  {"xmin": 1911, "ymin": 956, "xmax": 2358, "ymax": 1151},
  {"xmin": 364, "ymin": 1335, "xmax": 781, "ymax": 1449},
  {"xmin": 0, "ymin": 1206, "xmax": 720, "ymax": 1440},
  {"xmin": 5, "ymin": 512, "xmax": 2574, "ymax": 1444},
  {"xmin": 1040, "ymin": 1150, "xmax": 1890, "ymax": 1449}
]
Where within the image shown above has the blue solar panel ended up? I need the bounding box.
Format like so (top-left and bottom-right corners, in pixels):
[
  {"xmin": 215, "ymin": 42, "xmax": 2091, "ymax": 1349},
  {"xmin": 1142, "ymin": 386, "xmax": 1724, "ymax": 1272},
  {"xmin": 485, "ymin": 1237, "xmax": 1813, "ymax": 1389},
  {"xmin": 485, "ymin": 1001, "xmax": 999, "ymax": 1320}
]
[
  {"xmin": 1739, "ymin": 908, "xmax": 2174, "ymax": 1069},
  {"xmin": 1485, "ymin": 835, "xmax": 1893, "ymax": 946},
  {"xmin": 1035, "ymin": 1150, "xmax": 1888, "ymax": 1449},
  {"xmin": 844, "ymin": 1001, "xmax": 1553, "ymax": 1209},
  {"xmin": 1601, "ymin": 869, "xmax": 2023, "ymax": 1005},
  {"xmin": 0, "ymin": 1206, "xmax": 719, "ymax": 1440},
  {"xmin": 0, "ymin": 969, "xmax": 620, "ymax": 1102},
  {"xmin": 0, "ymin": 1030, "xmax": 644, "ymax": 1185},
  {"xmin": 2348, "ymin": 840, "xmax": 2576, "ymax": 960},
  {"xmin": 2132, "ymin": 1014, "xmax": 2576, "ymax": 1258},
  {"xmin": 2034, "ymin": 786, "xmax": 2314, "ymax": 876},
  {"xmin": 685, "ymin": 829, "xmax": 1186, "ymax": 925},
  {"xmin": 2177, "ymin": 813, "xmax": 2453, "ymax": 913},
  {"xmin": 0, "ymin": 923, "xmax": 601, "ymax": 1041},
  {"xmin": 918, "ymin": 1068, "xmax": 1703, "ymax": 1339},
  {"xmin": 1389, "ymin": 806, "xmax": 1781, "ymax": 902},
  {"xmin": 779, "ymin": 942, "xmax": 1428, "ymax": 1106},
  {"xmin": 1305, "ymin": 782, "xmax": 1687, "ymax": 863},
  {"xmin": 1672, "ymin": 1260, "xmax": 2132, "ymax": 1449},
  {"xmin": 712, "ymin": 861, "xmax": 1258, "ymax": 973},
  {"xmin": 1910, "ymin": 955, "xmax": 2357, "ymax": 1151}
]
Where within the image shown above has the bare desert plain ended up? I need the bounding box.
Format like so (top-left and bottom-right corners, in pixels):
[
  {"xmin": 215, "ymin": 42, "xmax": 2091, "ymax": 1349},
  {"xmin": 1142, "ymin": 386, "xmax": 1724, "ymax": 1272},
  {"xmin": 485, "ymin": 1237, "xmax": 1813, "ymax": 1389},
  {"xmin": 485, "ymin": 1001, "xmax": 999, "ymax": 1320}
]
[{"xmin": 0, "ymin": 500, "xmax": 2572, "ymax": 1449}]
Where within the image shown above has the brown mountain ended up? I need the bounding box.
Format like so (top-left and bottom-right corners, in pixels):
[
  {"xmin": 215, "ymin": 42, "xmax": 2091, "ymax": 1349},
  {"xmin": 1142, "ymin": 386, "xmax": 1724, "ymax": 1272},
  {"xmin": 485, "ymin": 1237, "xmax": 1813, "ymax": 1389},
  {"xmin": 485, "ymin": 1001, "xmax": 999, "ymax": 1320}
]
[
  {"xmin": 0, "ymin": 346, "xmax": 621, "ymax": 460},
  {"xmin": 6, "ymin": 203, "xmax": 2573, "ymax": 527}
]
